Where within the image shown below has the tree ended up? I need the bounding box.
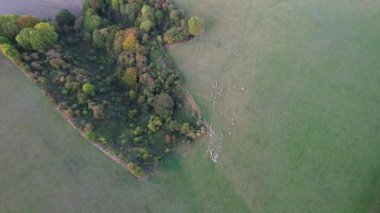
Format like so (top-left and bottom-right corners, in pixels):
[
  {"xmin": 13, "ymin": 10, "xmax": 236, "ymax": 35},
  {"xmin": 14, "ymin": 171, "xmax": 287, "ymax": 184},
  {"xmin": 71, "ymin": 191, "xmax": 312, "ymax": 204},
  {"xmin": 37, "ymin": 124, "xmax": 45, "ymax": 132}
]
[
  {"xmin": 154, "ymin": 10, "xmax": 164, "ymax": 25},
  {"xmin": 92, "ymin": 25, "xmax": 118, "ymax": 51},
  {"xmin": 74, "ymin": 16, "xmax": 84, "ymax": 31},
  {"xmin": 169, "ymin": 10, "xmax": 180, "ymax": 26},
  {"xmin": 111, "ymin": 0, "xmax": 119, "ymax": 11},
  {"xmin": 89, "ymin": 0, "xmax": 105, "ymax": 10},
  {"xmin": 140, "ymin": 20, "xmax": 154, "ymax": 32},
  {"xmin": 139, "ymin": 5, "xmax": 155, "ymax": 32},
  {"xmin": 82, "ymin": 83, "xmax": 96, "ymax": 96},
  {"xmin": 17, "ymin": 16, "xmax": 40, "ymax": 29},
  {"xmin": 15, "ymin": 28, "xmax": 33, "ymax": 50},
  {"xmin": 123, "ymin": 30, "xmax": 138, "ymax": 51},
  {"xmin": 33, "ymin": 23, "xmax": 59, "ymax": 48},
  {"xmin": 153, "ymin": 93, "xmax": 174, "ymax": 117},
  {"xmin": 141, "ymin": 5, "xmax": 155, "ymax": 21},
  {"xmin": 56, "ymin": 9, "xmax": 76, "ymax": 25},
  {"xmin": 124, "ymin": 3, "xmax": 139, "ymax": 24},
  {"xmin": 0, "ymin": 15, "xmax": 21, "ymax": 39},
  {"xmin": 188, "ymin": 16, "xmax": 204, "ymax": 36},
  {"xmin": 84, "ymin": 8, "xmax": 104, "ymax": 41},
  {"xmin": 113, "ymin": 30, "xmax": 127, "ymax": 55},
  {"xmin": 16, "ymin": 22, "xmax": 58, "ymax": 51},
  {"xmin": 147, "ymin": 115, "xmax": 163, "ymax": 133},
  {"xmin": 123, "ymin": 67, "xmax": 138, "ymax": 88}
]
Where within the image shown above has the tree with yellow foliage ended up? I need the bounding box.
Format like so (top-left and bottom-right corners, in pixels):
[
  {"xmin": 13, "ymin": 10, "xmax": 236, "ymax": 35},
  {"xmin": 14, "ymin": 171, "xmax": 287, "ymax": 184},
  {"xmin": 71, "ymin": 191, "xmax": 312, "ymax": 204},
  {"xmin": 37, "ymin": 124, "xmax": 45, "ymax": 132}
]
[{"xmin": 123, "ymin": 67, "xmax": 138, "ymax": 89}]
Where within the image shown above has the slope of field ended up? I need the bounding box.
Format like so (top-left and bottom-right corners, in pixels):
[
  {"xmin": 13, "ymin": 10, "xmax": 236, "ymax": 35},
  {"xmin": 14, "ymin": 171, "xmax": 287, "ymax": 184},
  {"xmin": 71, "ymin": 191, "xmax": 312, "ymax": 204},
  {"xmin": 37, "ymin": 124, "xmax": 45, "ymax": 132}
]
[
  {"xmin": 0, "ymin": 0, "xmax": 82, "ymax": 19},
  {"xmin": 169, "ymin": 0, "xmax": 380, "ymax": 212},
  {"xmin": 1, "ymin": 0, "xmax": 380, "ymax": 212}
]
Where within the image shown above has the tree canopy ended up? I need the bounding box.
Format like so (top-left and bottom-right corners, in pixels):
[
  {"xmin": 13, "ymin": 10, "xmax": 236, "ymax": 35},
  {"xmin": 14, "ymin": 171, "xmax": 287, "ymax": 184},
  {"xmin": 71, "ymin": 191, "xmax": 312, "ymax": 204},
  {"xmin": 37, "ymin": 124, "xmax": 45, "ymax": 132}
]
[{"xmin": 16, "ymin": 22, "xmax": 58, "ymax": 51}]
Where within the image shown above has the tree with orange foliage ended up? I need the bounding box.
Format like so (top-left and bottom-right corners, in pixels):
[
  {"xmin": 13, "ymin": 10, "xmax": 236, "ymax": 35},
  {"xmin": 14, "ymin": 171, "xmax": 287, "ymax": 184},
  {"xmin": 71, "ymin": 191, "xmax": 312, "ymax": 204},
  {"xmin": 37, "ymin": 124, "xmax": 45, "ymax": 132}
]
[
  {"xmin": 17, "ymin": 16, "xmax": 40, "ymax": 29},
  {"xmin": 123, "ymin": 30, "xmax": 138, "ymax": 52}
]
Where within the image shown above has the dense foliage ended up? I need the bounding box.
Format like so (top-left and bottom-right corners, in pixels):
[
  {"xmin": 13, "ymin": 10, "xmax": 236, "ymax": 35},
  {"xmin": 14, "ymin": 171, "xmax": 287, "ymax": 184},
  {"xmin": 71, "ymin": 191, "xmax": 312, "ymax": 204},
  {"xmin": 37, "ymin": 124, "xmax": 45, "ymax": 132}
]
[{"xmin": 0, "ymin": 0, "xmax": 205, "ymax": 177}]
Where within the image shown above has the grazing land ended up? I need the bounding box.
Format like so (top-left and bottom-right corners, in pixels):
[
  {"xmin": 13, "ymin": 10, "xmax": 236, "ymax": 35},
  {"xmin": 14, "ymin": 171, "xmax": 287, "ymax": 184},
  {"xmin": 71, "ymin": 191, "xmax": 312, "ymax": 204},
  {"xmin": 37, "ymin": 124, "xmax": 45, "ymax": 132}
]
[{"xmin": 1, "ymin": 0, "xmax": 380, "ymax": 212}]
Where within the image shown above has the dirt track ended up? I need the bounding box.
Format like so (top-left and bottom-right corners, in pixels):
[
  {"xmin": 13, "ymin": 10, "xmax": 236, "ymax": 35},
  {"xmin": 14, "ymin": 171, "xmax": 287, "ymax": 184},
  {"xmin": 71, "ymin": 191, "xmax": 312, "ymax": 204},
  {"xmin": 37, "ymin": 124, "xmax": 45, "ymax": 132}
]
[{"xmin": 0, "ymin": 0, "xmax": 83, "ymax": 20}]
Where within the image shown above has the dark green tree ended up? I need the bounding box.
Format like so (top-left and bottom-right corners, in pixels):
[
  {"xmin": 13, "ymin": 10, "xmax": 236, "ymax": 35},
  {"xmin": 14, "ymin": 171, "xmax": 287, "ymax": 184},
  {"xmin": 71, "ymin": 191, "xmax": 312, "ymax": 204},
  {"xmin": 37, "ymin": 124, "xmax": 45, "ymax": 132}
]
[
  {"xmin": 56, "ymin": 9, "xmax": 76, "ymax": 25},
  {"xmin": 0, "ymin": 15, "xmax": 21, "ymax": 39},
  {"xmin": 153, "ymin": 93, "xmax": 174, "ymax": 118}
]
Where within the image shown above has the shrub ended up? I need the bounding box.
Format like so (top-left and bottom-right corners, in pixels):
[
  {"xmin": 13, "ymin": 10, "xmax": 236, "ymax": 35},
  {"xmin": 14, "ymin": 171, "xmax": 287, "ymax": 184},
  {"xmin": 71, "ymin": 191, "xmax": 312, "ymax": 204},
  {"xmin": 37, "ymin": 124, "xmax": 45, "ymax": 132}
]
[
  {"xmin": 91, "ymin": 104, "xmax": 104, "ymax": 119},
  {"xmin": 84, "ymin": 123, "xmax": 96, "ymax": 140},
  {"xmin": 188, "ymin": 16, "xmax": 204, "ymax": 36},
  {"xmin": 128, "ymin": 109, "xmax": 138, "ymax": 120},
  {"xmin": 163, "ymin": 27, "xmax": 189, "ymax": 44},
  {"xmin": 77, "ymin": 93, "xmax": 87, "ymax": 104},
  {"xmin": 126, "ymin": 162, "xmax": 145, "ymax": 177},
  {"xmin": 128, "ymin": 90, "xmax": 137, "ymax": 100}
]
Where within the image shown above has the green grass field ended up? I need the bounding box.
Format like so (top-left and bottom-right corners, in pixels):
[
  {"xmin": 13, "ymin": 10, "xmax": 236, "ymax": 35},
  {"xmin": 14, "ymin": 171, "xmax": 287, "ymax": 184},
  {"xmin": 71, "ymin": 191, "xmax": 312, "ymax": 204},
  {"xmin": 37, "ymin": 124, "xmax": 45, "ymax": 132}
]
[{"xmin": 1, "ymin": 0, "xmax": 380, "ymax": 212}]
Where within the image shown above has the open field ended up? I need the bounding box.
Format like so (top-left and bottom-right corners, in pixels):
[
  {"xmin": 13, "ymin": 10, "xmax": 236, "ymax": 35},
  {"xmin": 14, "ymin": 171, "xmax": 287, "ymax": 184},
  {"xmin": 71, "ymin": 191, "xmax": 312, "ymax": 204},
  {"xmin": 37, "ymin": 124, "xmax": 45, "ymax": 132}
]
[{"xmin": 1, "ymin": 0, "xmax": 380, "ymax": 212}]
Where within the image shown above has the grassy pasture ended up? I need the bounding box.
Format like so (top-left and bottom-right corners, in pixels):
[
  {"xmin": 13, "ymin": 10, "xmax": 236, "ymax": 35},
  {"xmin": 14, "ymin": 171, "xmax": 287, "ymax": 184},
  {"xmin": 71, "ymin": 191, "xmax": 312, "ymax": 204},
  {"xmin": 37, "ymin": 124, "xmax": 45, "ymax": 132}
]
[
  {"xmin": 169, "ymin": 0, "xmax": 380, "ymax": 212},
  {"xmin": 1, "ymin": 0, "xmax": 380, "ymax": 212}
]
